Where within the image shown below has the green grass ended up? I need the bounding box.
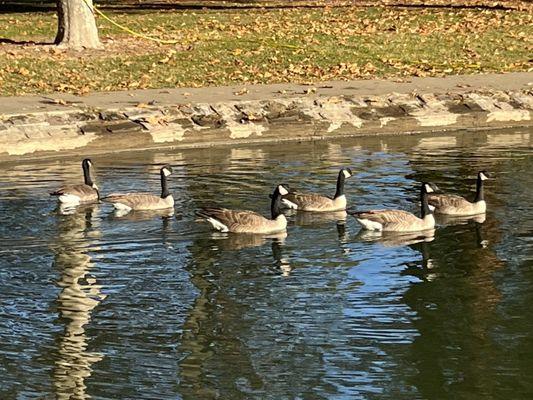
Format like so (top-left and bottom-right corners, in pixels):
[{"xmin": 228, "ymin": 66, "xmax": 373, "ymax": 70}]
[{"xmin": 0, "ymin": 6, "xmax": 531, "ymax": 95}]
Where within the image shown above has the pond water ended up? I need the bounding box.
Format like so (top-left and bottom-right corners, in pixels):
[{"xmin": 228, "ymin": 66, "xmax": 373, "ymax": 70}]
[{"xmin": 0, "ymin": 128, "xmax": 532, "ymax": 400}]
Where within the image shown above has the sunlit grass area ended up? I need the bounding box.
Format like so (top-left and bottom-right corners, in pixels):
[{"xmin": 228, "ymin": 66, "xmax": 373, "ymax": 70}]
[{"xmin": 0, "ymin": 5, "xmax": 531, "ymax": 95}]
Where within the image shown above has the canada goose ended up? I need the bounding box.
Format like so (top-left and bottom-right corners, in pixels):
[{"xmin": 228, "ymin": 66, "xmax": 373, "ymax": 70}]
[
  {"xmin": 50, "ymin": 158, "xmax": 99, "ymax": 205},
  {"xmin": 281, "ymin": 168, "xmax": 353, "ymax": 212},
  {"xmin": 101, "ymin": 166, "xmax": 174, "ymax": 212},
  {"xmin": 428, "ymin": 171, "xmax": 489, "ymax": 216},
  {"xmin": 351, "ymin": 182, "xmax": 438, "ymax": 232},
  {"xmin": 196, "ymin": 184, "xmax": 289, "ymax": 234}
]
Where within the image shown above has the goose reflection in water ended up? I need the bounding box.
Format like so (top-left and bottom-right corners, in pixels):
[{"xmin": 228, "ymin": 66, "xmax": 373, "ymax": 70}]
[
  {"xmin": 109, "ymin": 207, "xmax": 175, "ymax": 221},
  {"xmin": 356, "ymin": 229, "xmax": 436, "ymax": 247},
  {"xmin": 290, "ymin": 210, "xmax": 348, "ymax": 226},
  {"xmin": 207, "ymin": 231, "xmax": 292, "ymax": 276},
  {"xmin": 436, "ymin": 213, "xmax": 486, "ymax": 226},
  {"xmin": 208, "ymin": 231, "xmax": 287, "ymax": 251},
  {"xmin": 52, "ymin": 205, "xmax": 106, "ymax": 400},
  {"xmin": 271, "ymin": 238, "xmax": 292, "ymax": 277},
  {"xmin": 289, "ymin": 209, "xmax": 350, "ymax": 250}
]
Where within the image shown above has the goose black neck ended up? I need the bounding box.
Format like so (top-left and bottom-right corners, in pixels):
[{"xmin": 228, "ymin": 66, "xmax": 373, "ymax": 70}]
[
  {"xmin": 271, "ymin": 190, "xmax": 283, "ymax": 219},
  {"xmin": 334, "ymin": 170, "xmax": 346, "ymax": 199},
  {"xmin": 82, "ymin": 161, "xmax": 93, "ymax": 186},
  {"xmin": 474, "ymin": 175, "xmax": 484, "ymax": 202},
  {"xmin": 160, "ymin": 170, "xmax": 170, "ymax": 198},
  {"xmin": 420, "ymin": 186, "xmax": 431, "ymax": 218}
]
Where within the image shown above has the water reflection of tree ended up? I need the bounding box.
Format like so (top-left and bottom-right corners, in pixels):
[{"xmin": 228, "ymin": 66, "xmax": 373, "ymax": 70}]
[
  {"xmin": 177, "ymin": 235, "xmax": 264, "ymax": 400},
  {"xmin": 51, "ymin": 205, "xmax": 105, "ymax": 400},
  {"xmin": 401, "ymin": 132, "xmax": 525, "ymax": 397},
  {"xmin": 402, "ymin": 215, "xmax": 503, "ymax": 398}
]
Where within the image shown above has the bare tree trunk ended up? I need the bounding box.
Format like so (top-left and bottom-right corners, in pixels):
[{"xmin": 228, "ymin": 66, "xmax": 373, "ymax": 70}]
[{"xmin": 55, "ymin": 0, "xmax": 101, "ymax": 50}]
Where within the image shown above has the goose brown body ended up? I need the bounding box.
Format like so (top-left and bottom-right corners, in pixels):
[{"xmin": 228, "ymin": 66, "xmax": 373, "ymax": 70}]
[
  {"xmin": 427, "ymin": 171, "xmax": 489, "ymax": 216},
  {"xmin": 282, "ymin": 168, "xmax": 352, "ymax": 212},
  {"xmin": 101, "ymin": 166, "xmax": 173, "ymax": 212},
  {"xmin": 352, "ymin": 182, "xmax": 437, "ymax": 232},
  {"xmin": 102, "ymin": 192, "xmax": 174, "ymax": 211},
  {"xmin": 353, "ymin": 209, "xmax": 435, "ymax": 232},
  {"xmin": 197, "ymin": 207, "xmax": 287, "ymax": 234},
  {"xmin": 51, "ymin": 183, "xmax": 99, "ymax": 204},
  {"xmin": 197, "ymin": 184, "xmax": 289, "ymax": 234},
  {"xmin": 282, "ymin": 192, "xmax": 346, "ymax": 212},
  {"xmin": 427, "ymin": 194, "xmax": 486, "ymax": 216}
]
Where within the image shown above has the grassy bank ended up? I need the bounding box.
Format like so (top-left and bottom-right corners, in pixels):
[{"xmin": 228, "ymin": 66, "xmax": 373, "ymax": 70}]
[{"xmin": 0, "ymin": 5, "xmax": 531, "ymax": 96}]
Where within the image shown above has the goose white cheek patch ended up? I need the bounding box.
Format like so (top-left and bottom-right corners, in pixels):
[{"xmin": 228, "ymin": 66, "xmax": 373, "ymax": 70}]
[
  {"xmin": 163, "ymin": 168, "xmax": 172, "ymax": 177},
  {"xmin": 425, "ymin": 184, "xmax": 434, "ymax": 193},
  {"xmin": 480, "ymin": 172, "xmax": 488, "ymax": 180},
  {"xmin": 279, "ymin": 186, "xmax": 289, "ymax": 195},
  {"xmin": 343, "ymin": 170, "xmax": 351, "ymax": 178}
]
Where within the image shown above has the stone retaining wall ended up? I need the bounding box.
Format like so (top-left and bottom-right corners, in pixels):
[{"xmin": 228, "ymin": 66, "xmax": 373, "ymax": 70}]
[{"xmin": 1, "ymin": 88, "xmax": 532, "ymax": 162}]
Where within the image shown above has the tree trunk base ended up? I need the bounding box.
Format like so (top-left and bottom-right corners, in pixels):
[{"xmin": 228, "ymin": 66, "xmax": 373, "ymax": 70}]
[{"xmin": 55, "ymin": 0, "xmax": 101, "ymax": 50}]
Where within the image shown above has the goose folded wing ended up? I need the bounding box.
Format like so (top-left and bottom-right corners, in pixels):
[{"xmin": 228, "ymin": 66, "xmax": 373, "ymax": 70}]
[
  {"xmin": 199, "ymin": 208, "xmax": 268, "ymax": 230},
  {"xmin": 354, "ymin": 209, "xmax": 418, "ymax": 224},
  {"xmin": 102, "ymin": 193, "xmax": 160, "ymax": 208},
  {"xmin": 428, "ymin": 194, "xmax": 470, "ymax": 208},
  {"xmin": 51, "ymin": 184, "xmax": 94, "ymax": 196},
  {"xmin": 287, "ymin": 192, "xmax": 332, "ymax": 207}
]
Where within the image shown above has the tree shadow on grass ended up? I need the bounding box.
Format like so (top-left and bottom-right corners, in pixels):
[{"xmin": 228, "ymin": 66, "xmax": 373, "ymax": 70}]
[
  {"xmin": 0, "ymin": 38, "xmax": 52, "ymax": 45},
  {"xmin": 0, "ymin": 0, "xmax": 518, "ymax": 14}
]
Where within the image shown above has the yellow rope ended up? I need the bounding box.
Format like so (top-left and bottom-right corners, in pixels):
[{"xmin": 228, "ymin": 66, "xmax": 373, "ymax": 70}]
[{"xmin": 84, "ymin": 0, "xmax": 179, "ymax": 45}]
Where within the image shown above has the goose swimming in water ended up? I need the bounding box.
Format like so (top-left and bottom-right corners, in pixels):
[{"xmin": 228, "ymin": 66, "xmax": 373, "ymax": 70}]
[
  {"xmin": 101, "ymin": 166, "xmax": 174, "ymax": 213},
  {"xmin": 196, "ymin": 184, "xmax": 290, "ymax": 234},
  {"xmin": 50, "ymin": 158, "xmax": 99, "ymax": 205},
  {"xmin": 428, "ymin": 171, "xmax": 489, "ymax": 216},
  {"xmin": 351, "ymin": 182, "xmax": 438, "ymax": 232},
  {"xmin": 281, "ymin": 168, "xmax": 353, "ymax": 212}
]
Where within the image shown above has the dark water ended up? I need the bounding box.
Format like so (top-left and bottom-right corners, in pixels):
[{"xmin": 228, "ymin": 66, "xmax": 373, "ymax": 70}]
[{"xmin": 0, "ymin": 129, "xmax": 532, "ymax": 400}]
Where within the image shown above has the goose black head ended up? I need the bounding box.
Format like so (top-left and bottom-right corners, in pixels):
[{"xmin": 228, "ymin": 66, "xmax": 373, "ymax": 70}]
[
  {"xmin": 276, "ymin": 184, "xmax": 290, "ymax": 196},
  {"xmin": 341, "ymin": 167, "xmax": 353, "ymax": 179},
  {"xmin": 422, "ymin": 182, "xmax": 439, "ymax": 194},
  {"xmin": 161, "ymin": 165, "xmax": 173, "ymax": 177}
]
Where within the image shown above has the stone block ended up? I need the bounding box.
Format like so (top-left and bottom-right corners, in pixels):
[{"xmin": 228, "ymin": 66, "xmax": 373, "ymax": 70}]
[
  {"xmin": 105, "ymin": 121, "xmax": 143, "ymax": 133},
  {"xmin": 99, "ymin": 111, "xmax": 126, "ymax": 121}
]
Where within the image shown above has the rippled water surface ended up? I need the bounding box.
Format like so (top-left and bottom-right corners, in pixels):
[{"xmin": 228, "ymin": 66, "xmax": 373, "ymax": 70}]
[{"xmin": 1, "ymin": 129, "xmax": 532, "ymax": 399}]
